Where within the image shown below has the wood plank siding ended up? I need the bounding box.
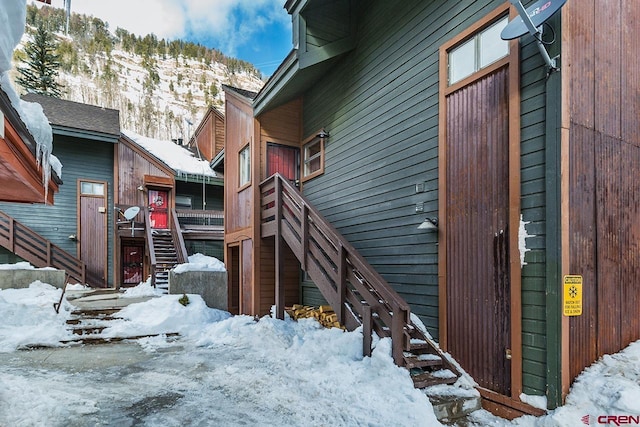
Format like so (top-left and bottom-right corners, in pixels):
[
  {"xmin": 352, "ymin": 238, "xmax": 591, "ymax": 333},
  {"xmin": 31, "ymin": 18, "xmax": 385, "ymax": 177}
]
[
  {"xmin": 299, "ymin": 0, "xmax": 549, "ymax": 398},
  {"xmin": 190, "ymin": 108, "xmax": 225, "ymax": 161},
  {"xmin": 116, "ymin": 138, "xmax": 173, "ymax": 210},
  {"xmin": 0, "ymin": 135, "xmax": 115, "ymax": 284},
  {"xmin": 565, "ymin": 0, "xmax": 640, "ymax": 384}
]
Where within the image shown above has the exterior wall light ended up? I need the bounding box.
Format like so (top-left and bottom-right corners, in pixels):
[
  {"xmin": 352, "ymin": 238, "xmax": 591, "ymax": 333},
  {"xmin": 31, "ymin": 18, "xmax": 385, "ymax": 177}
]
[{"xmin": 418, "ymin": 217, "xmax": 438, "ymax": 231}]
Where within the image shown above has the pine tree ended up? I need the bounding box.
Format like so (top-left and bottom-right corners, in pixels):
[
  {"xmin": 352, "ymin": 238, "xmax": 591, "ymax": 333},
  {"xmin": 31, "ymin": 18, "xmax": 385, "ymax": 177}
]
[{"xmin": 16, "ymin": 22, "xmax": 64, "ymax": 97}]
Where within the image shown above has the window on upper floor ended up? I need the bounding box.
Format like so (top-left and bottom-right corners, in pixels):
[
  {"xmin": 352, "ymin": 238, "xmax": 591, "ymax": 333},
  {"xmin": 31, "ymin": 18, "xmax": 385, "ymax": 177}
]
[
  {"xmin": 301, "ymin": 131, "xmax": 325, "ymax": 182},
  {"xmin": 448, "ymin": 16, "xmax": 509, "ymax": 85},
  {"xmin": 239, "ymin": 144, "xmax": 250, "ymax": 188}
]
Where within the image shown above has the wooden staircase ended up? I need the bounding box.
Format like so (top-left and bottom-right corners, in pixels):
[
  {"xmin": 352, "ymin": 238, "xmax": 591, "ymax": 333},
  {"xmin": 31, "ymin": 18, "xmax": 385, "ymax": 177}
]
[
  {"xmin": 145, "ymin": 207, "xmax": 188, "ymax": 293},
  {"xmin": 0, "ymin": 210, "xmax": 86, "ymax": 284},
  {"xmin": 260, "ymin": 174, "xmax": 460, "ymax": 389}
]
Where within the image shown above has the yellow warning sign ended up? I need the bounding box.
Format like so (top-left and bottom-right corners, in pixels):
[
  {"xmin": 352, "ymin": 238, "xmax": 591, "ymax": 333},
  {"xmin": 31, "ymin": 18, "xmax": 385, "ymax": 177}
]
[{"xmin": 563, "ymin": 275, "xmax": 583, "ymax": 316}]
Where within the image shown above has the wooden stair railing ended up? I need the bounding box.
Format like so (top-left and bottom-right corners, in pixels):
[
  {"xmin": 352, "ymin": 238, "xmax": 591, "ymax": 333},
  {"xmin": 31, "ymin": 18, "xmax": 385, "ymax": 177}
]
[
  {"xmin": 170, "ymin": 208, "xmax": 188, "ymax": 265},
  {"xmin": 260, "ymin": 174, "xmax": 460, "ymax": 384},
  {"xmin": 144, "ymin": 206, "xmax": 158, "ymax": 288},
  {"xmin": 144, "ymin": 207, "xmax": 187, "ymax": 292},
  {"xmin": 0, "ymin": 210, "xmax": 86, "ymax": 284}
]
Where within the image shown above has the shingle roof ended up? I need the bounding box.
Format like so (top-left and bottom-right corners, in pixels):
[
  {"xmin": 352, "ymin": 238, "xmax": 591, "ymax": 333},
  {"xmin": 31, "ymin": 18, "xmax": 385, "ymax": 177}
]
[
  {"xmin": 22, "ymin": 93, "xmax": 120, "ymax": 137},
  {"xmin": 222, "ymin": 84, "xmax": 258, "ymax": 101}
]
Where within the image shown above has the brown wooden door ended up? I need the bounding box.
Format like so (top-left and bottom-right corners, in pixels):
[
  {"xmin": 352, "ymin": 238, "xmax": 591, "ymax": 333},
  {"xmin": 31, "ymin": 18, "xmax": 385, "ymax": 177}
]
[
  {"xmin": 267, "ymin": 143, "xmax": 299, "ymax": 185},
  {"xmin": 79, "ymin": 180, "xmax": 108, "ymax": 287},
  {"xmin": 445, "ymin": 67, "xmax": 511, "ymax": 395}
]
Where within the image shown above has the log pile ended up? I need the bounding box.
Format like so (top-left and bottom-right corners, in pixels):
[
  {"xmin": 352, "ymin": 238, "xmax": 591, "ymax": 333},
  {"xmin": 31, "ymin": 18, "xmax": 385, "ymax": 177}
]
[{"xmin": 286, "ymin": 304, "xmax": 345, "ymax": 329}]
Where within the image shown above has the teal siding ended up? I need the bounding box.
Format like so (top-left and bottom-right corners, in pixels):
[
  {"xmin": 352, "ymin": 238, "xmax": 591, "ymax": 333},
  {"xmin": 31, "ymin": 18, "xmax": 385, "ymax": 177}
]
[
  {"xmin": 300, "ymin": 0, "xmax": 505, "ymax": 339},
  {"xmin": 297, "ymin": 0, "xmax": 551, "ymax": 397},
  {"xmin": 0, "ymin": 135, "xmax": 115, "ymax": 285},
  {"xmin": 175, "ymin": 181, "xmax": 223, "ymax": 211}
]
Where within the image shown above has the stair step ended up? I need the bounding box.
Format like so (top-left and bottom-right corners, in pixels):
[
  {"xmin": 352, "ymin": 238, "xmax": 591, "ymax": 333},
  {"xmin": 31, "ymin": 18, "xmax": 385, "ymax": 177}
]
[
  {"xmin": 66, "ymin": 315, "xmax": 119, "ymax": 325},
  {"xmin": 404, "ymin": 353, "xmax": 443, "ymax": 369},
  {"xmin": 61, "ymin": 332, "xmax": 180, "ymax": 345},
  {"xmin": 71, "ymin": 325, "xmax": 108, "ymax": 335},
  {"xmin": 411, "ymin": 370, "xmax": 458, "ymax": 388},
  {"xmin": 71, "ymin": 308, "xmax": 121, "ymax": 317}
]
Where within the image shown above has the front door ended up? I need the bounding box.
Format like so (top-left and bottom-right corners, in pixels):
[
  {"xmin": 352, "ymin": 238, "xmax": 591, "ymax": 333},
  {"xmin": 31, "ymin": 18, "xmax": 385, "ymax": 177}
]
[
  {"xmin": 444, "ymin": 67, "xmax": 511, "ymax": 395},
  {"xmin": 122, "ymin": 243, "xmax": 144, "ymax": 286},
  {"xmin": 79, "ymin": 180, "xmax": 108, "ymax": 287},
  {"xmin": 267, "ymin": 143, "xmax": 300, "ymax": 185},
  {"xmin": 148, "ymin": 189, "xmax": 168, "ymax": 229},
  {"xmin": 440, "ymin": 8, "xmax": 519, "ymax": 397}
]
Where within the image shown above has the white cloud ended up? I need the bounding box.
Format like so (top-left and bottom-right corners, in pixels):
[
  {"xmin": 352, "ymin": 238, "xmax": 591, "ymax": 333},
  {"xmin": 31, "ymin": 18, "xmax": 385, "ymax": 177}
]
[{"xmin": 38, "ymin": 0, "xmax": 289, "ymax": 56}]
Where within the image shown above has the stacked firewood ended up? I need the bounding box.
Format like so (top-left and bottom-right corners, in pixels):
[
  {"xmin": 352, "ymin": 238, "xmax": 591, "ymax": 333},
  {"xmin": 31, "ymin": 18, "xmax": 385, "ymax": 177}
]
[{"xmin": 286, "ymin": 304, "xmax": 345, "ymax": 330}]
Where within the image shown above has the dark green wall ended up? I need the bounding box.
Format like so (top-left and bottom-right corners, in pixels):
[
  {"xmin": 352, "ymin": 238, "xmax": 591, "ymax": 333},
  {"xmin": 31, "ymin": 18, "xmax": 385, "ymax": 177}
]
[
  {"xmin": 298, "ymin": 0, "xmax": 550, "ymax": 397},
  {"xmin": 0, "ymin": 134, "xmax": 115, "ymax": 285},
  {"xmin": 175, "ymin": 181, "xmax": 223, "ymax": 211}
]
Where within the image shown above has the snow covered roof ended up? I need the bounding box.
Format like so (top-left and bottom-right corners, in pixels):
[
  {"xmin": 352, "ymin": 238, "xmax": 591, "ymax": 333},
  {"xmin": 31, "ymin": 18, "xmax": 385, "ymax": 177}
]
[
  {"xmin": 122, "ymin": 129, "xmax": 218, "ymax": 179},
  {"xmin": 0, "ymin": 0, "xmax": 57, "ymax": 197},
  {"xmin": 22, "ymin": 93, "xmax": 120, "ymax": 140}
]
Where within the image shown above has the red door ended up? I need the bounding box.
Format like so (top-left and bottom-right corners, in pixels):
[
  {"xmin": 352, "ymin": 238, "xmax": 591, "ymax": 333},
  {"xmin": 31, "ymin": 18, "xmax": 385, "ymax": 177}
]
[
  {"xmin": 148, "ymin": 189, "xmax": 168, "ymax": 229},
  {"xmin": 267, "ymin": 143, "xmax": 299, "ymax": 185},
  {"xmin": 122, "ymin": 244, "xmax": 144, "ymax": 286}
]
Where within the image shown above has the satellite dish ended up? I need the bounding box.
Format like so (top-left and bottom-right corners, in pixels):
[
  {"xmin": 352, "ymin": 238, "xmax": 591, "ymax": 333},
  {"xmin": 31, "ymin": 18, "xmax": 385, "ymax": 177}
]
[
  {"xmin": 501, "ymin": 0, "xmax": 567, "ymax": 40},
  {"xmin": 123, "ymin": 206, "xmax": 140, "ymax": 220}
]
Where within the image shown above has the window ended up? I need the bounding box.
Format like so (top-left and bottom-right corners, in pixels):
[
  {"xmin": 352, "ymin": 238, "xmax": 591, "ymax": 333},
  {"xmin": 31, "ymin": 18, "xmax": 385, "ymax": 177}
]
[
  {"xmin": 175, "ymin": 195, "xmax": 192, "ymax": 209},
  {"xmin": 239, "ymin": 144, "xmax": 250, "ymax": 187},
  {"xmin": 80, "ymin": 181, "xmax": 105, "ymax": 196},
  {"xmin": 448, "ymin": 16, "xmax": 509, "ymax": 85},
  {"xmin": 302, "ymin": 132, "xmax": 325, "ymax": 181}
]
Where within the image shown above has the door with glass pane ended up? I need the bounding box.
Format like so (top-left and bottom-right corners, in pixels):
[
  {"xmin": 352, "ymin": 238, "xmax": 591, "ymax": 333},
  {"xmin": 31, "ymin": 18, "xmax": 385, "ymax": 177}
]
[{"xmin": 79, "ymin": 180, "xmax": 108, "ymax": 287}]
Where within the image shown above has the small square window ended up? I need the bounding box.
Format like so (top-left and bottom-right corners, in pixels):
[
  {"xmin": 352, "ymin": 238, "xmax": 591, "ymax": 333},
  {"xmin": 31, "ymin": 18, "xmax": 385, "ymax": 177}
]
[
  {"xmin": 479, "ymin": 17, "xmax": 509, "ymax": 68},
  {"xmin": 302, "ymin": 134, "xmax": 324, "ymax": 180},
  {"xmin": 239, "ymin": 144, "xmax": 250, "ymax": 187},
  {"xmin": 449, "ymin": 38, "xmax": 476, "ymax": 85}
]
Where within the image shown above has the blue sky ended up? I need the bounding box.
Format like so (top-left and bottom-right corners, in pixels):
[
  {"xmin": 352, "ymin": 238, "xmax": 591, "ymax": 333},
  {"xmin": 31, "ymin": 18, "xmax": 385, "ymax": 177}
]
[{"xmin": 35, "ymin": 0, "xmax": 292, "ymax": 77}]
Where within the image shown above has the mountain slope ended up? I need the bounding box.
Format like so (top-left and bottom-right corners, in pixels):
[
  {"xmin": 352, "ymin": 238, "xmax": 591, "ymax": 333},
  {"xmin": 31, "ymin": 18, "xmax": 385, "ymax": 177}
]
[{"xmin": 12, "ymin": 4, "xmax": 265, "ymax": 141}]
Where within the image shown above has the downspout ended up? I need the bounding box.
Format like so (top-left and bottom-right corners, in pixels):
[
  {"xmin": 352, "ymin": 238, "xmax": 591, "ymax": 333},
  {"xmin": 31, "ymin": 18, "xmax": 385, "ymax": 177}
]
[{"xmin": 543, "ymin": 11, "xmax": 565, "ymax": 410}]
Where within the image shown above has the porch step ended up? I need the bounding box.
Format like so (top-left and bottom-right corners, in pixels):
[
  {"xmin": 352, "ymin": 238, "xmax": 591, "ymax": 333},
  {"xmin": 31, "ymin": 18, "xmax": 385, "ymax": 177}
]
[
  {"xmin": 411, "ymin": 369, "xmax": 458, "ymax": 388},
  {"xmin": 425, "ymin": 388, "xmax": 483, "ymax": 425},
  {"xmin": 63, "ymin": 303, "xmax": 179, "ymax": 345}
]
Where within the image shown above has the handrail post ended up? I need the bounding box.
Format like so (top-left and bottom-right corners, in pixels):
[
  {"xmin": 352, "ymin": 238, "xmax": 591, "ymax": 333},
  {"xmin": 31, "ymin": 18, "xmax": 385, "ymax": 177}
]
[
  {"xmin": 301, "ymin": 204, "xmax": 308, "ymax": 271},
  {"xmin": 46, "ymin": 241, "xmax": 52, "ymax": 265},
  {"xmin": 363, "ymin": 304, "xmax": 372, "ymax": 357},
  {"xmin": 9, "ymin": 217, "xmax": 14, "ymax": 252},
  {"xmin": 337, "ymin": 242, "xmax": 346, "ymax": 324},
  {"xmin": 391, "ymin": 303, "xmax": 406, "ymax": 366},
  {"xmin": 274, "ymin": 176, "xmax": 285, "ymax": 320}
]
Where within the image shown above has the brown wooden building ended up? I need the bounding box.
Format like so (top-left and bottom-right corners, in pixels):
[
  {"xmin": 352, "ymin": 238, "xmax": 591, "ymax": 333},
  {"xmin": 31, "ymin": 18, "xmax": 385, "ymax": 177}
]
[
  {"xmin": 116, "ymin": 131, "xmax": 224, "ymax": 290},
  {"xmin": 223, "ymin": 0, "xmax": 640, "ymax": 417}
]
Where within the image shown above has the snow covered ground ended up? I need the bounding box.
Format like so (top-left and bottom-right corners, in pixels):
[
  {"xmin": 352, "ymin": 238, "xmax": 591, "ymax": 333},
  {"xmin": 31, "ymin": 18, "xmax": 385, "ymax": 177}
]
[{"xmin": 1, "ymin": 275, "xmax": 639, "ymax": 426}]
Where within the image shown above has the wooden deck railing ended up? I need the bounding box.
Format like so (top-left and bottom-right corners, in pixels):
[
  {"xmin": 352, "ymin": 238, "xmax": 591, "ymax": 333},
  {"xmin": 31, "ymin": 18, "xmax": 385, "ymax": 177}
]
[
  {"xmin": 170, "ymin": 208, "xmax": 188, "ymax": 264},
  {"xmin": 175, "ymin": 209, "xmax": 223, "ymax": 228},
  {"xmin": 260, "ymin": 174, "xmax": 411, "ymax": 365},
  {"xmin": 0, "ymin": 210, "xmax": 85, "ymax": 284}
]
